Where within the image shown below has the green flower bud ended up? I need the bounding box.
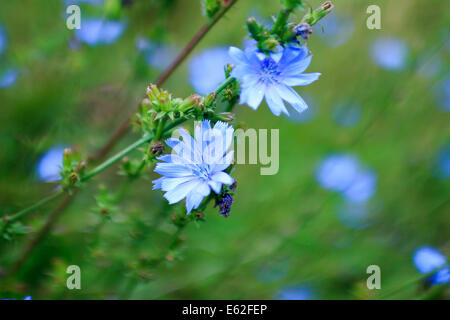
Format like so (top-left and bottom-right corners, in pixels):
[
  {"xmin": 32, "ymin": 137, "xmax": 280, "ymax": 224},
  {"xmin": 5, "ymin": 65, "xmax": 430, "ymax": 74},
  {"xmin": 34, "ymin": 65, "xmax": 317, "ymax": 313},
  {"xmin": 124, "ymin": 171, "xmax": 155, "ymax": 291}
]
[
  {"xmin": 261, "ymin": 38, "xmax": 279, "ymax": 52},
  {"xmin": 146, "ymin": 84, "xmax": 160, "ymax": 101},
  {"xmin": 301, "ymin": 1, "xmax": 334, "ymax": 26},
  {"xmin": 68, "ymin": 172, "xmax": 80, "ymax": 185},
  {"xmin": 216, "ymin": 112, "xmax": 235, "ymax": 122},
  {"xmin": 205, "ymin": 93, "xmax": 217, "ymax": 106},
  {"xmin": 178, "ymin": 94, "xmax": 203, "ymax": 113},
  {"xmin": 246, "ymin": 17, "xmax": 263, "ymax": 39},
  {"xmin": 63, "ymin": 148, "xmax": 73, "ymax": 167}
]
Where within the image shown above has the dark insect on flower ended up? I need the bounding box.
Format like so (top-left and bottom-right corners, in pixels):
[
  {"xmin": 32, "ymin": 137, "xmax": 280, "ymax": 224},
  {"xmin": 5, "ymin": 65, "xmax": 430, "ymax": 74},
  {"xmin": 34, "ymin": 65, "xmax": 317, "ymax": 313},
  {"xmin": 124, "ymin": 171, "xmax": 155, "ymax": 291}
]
[
  {"xmin": 295, "ymin": 23, "xmax": 313, "ymax": 40},
  {"xmin": 150, "ymin": 142, "xmax": 165, "ymax": 155}
]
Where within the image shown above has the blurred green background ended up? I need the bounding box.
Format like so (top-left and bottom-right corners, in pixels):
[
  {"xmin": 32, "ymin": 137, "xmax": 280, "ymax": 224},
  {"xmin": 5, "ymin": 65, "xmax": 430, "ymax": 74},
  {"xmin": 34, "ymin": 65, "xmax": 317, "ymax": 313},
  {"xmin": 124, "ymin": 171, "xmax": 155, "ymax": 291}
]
[{"xmin": 0, "ymin": 0, "xmax": 449, "ymax": 299}]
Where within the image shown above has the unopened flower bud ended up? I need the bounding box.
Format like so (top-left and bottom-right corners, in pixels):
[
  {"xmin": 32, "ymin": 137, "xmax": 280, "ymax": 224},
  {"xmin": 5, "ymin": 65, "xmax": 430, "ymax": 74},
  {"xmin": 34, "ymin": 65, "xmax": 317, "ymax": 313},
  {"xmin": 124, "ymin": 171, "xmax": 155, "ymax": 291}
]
[
  {"xmin": 141, "ymin": 97, "xmax": 152, "ymax": 109},
  {"xmin": 246, "ymin": 17, "xmax": 262, "ymax": 38},
  {"xmin": 146, "ymin": 84, "xmax": 160, "ymax": 100},
  {"xmin": 121, "ymin": 157, "xmax": 131, "ymax": 172},
  {"xmin": 205, "ymin": 93, "xmax": 217, "ymax": 106},
  {"xmin": 179, "ymin": 94, "xmax": 203, "ymax": 112},
  {"xmin": 295, "ymin": 23, "xmax": 313, "ymax": 39},
  {"xmin": 75, "ymin": 161, "xmax": 86, "ymax": 173},
  {"xmin": 302, "ymin": 1, "xmax": 334, "ymax": 26},
  {"xmin": 150, "ymin": 142, "xmax": 165, "ymax": 155},
  {"xmin": 261, "ymin": 38, "xmax": 279, "ymax": 52},
  {"xmin": 63, "ymin": 148, "xmax": 73, "ymax": 167},
  {"xmin": 68, "ymin": 172, "xmax": 79, "ymax": 185},
  {"xmin": 225, "ymin": 64, "xmax": 234, "ymax": 77},
  {"xmin": 216, "ymin": 112, "xmax": 235, "ymax": 122},
  {"xmin": 166, "ymin": 252, "xmax": 175, "ymax": 262}
]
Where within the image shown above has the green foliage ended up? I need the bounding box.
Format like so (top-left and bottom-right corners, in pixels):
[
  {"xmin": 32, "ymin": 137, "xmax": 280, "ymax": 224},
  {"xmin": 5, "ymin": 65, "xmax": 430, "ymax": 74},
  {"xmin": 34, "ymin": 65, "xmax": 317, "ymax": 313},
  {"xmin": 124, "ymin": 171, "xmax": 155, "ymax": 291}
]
[
  {"xmin": 0, "ymin": 0, "xmax": 448, "ymax": 301},
  {"xmin": 202, "ymin": 0, "xmax": 222, "ymax": 18}
]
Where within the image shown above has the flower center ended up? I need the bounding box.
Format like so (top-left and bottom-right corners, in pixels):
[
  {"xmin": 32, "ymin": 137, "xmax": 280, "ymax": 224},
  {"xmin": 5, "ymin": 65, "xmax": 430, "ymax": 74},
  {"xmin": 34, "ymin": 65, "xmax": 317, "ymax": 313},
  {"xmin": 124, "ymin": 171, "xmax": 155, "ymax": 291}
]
[
  {"xmin": 259, "ymin": 58, "xmax": 280, "ymax": 83},
  {"xmin": 192, "ymin": 165, "xmax": 211, "ymax": 180}
]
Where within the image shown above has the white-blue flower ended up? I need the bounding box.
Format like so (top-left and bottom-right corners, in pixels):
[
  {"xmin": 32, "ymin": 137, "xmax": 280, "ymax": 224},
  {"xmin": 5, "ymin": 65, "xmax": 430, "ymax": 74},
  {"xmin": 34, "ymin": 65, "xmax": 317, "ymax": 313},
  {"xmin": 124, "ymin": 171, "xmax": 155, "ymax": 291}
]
[
  {"xmin": 413, "ymin": 246, "xmax": 449, "ymax": 285},
  {"xmin": 75, "ymin": 18, "xmax": 126, "ymax": 46},
  {"xmin": 153, "ymin": 120, "xmax": 235, "ymax": 214},
  {"xmin": 228, "ymin": 45, "xmax": 320, "ymax": 116},
  {"xmin": 189, "ymin": 47, "xmax": 231, "ymax": 95}
]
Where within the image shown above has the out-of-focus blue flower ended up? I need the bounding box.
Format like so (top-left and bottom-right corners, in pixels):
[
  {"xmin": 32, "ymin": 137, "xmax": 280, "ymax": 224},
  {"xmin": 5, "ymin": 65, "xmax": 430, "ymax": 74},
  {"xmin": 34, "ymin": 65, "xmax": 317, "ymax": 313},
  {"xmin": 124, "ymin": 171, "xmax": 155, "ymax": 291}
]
[
  {"xmin": 36, "ymin": 146, "xmax": 65, "ymax": 182},
  {"xmin": 370, "ymin": 37, "xmax": 409, "ymax": 71},
  {"xmin": 229, "ymin": 45, "xmax": 320, "ymax": 116},
  {"xmin": 337, "ymin": 201, "xmax": 375, "ymax": 229},
  {"xmin": 316, "ymin": 153, "xmax": 377, "ymax": 203},
  {"xmin": 276, "ymin": 286, "xmax": 315, "ymax": 300},
  {"xmin": 3, "ymin": 296, "xmax": 32, "ymax": 300},
  {"xmin": 0, "ymin": 24, "xmax": 6, "ymax": 54},
  {"xmin": 416, "ymin": 50, "xmax": 443, "ymax": 78},
  {"xmin": 75, "ymin": 18, "xmax": 126, "ymax": 46},
  {"xmin": 285, "ymin": 93, "xmax": 317, "ymax": 123},
  {"xmin": 314, "ymin": 13, "xmax": 354, "ymax": 47},
  {"xmin": 434, "ymin": 145, "xmax": 450, "ymax": 179},
  {"xmin": 316, "ymin": 154, "xmax": 360, "ymax": 192},
  {"xmin": 0, "ymin": 69, "xmax": 19, "ymax": 89},
  {"xmin": 413, "ymin": 246, "xmax": 449, "ymax": 285},
  {"xmin": 153, "ymin": 120, "xmax": 235, "ymax": 214},
  {"xmin": 332, "ymin": 101, "xmax": 361, "ymax": 127},
  {"xmin": 434, "ymin": 76, "xmax": 450, "ymax": 112},
  {"xmin": 63, "ymin": 0, "xmax": 104, "ymax": 5},
  {"xmin": 255, "ymin": 260, "xmax": 288, "ymax": 284},
  {"xmin": 342, "ymin": 170, "xmax": 377, "ymax": 203},
  {"xmin": 189, "ymin": 47, "xmax": 230, "ymax": 95},
  {"xmin": 136, "ymin": 37, "xmax": 178, "ymax": 71}
]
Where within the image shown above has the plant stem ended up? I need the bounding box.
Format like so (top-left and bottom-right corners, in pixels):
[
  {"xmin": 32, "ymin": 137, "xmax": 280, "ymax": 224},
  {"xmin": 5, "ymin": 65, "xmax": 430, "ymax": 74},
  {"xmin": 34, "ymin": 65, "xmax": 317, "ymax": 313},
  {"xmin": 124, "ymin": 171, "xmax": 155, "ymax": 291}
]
[
  {"xmin": 214, "ymin": 76, "xmax": 235, "ymax": 95},
  {"xmin": 82, "ymin": 133, "xmax": 154, "ymax": 182},
  {"xmin": 6, "ymin": 189, "xmax": 64, "ymax": 223},
  {"xmin": 271, "ymin": 8, "xmax": 292, "ymax": 35}
]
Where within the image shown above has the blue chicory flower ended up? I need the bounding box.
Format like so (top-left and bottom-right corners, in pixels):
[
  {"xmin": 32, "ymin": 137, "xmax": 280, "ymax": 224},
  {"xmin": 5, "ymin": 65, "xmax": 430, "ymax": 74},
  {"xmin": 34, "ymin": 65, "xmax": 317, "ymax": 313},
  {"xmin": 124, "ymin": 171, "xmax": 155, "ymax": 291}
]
[
  {"xmin": 74, "ymin": 18, "xmax": 126, "ymax": 46},
  {"xmin": 0, "ymin": 24, "xmax": 6, "ymax": 54},
  {"xmin": 36, "ymin": 146, "xmax": 66, "ymax": 182},
  {"xmin": 413, "ymin": 246, "xmax": 449, "ymax": 285},
  {"xmin": 136, "ymin": 37, "xmax": 178, "ymax": 71},
  {"xmin": 0, "ymin": 69, "xmax": 19, "ymax": 89},
  {"xmin": 370, "ymin": 37, "xmax": 409, "ymax": 71},
  {"xmin": 337, "ymin": 201, "xmax": 374, "ymax": 229},
  {"xmin": 434, "ymin": 75, "xmax": 450, "ymax": 112},
  {"xmin": 153, "ymin": 120, "xmax": 235, "ymax": 214},
  {"xmin": 316, "ymin": 153, "xmax": 377, "ymax": 203},
  {"xmin": 189, "ymin": 47, "xmax": 231, "ymax": 95},
  {"xmin": 332, "ymin": 101, "xmax": 362, "ymax": 127},
  {"xmin": 313, "ymin": 12, "xmax": 354, "ymax": 47},
  {"xmin": 276, "ymin": 286, "xmax": 315, "ymax": 300},
  {"xmin": 228, "ymin": 44, "xmax": 320, "ymax": 116},
  {"xmin": 434, "ymin": 145, "xmax": 450, "ymax": 179},
  {"xmin": 63, "ymin": 0, "xmax": 104, "ymax": 5}
]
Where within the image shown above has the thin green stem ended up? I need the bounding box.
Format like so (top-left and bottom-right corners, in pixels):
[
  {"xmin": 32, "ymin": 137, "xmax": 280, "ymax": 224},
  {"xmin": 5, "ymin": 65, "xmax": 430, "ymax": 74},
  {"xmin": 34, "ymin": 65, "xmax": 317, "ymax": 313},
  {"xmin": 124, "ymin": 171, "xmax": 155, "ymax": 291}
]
[
  {"xmin": 271, "ymin": 8, "xmax": 292, "ymax": 35},
  {"xmin": 214, "ymin": 76, "xmax": 235, "ymax": 95},
  {"xmin": 81, "ymin": 133, "xmax": 154, "ymax": 181},
  {"xmin": 6, "ymin": 189, "xmax": 64, "ymax": 223}
]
